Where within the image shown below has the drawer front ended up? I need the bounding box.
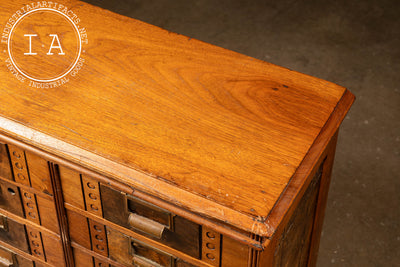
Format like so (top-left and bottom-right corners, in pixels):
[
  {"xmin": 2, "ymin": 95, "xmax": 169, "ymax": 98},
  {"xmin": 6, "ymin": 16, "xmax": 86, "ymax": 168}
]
[
  {"xmin": 0, "ymin": 180, "xmax": 24, "ymax": 217},
  {"xmin": 0, "ymin": 142, "xmax": 12, "ymax": 182},
  {"xmin": 107, "ymin": 227, "xmax": 196, "ymax": 267},
  {"xmin": 6, "ymin": 144, "xmax": 53, "ymax": 196},
  {"xmin": 61, "ymin": 167, "xmax": 253, "ymax": 266},
  {"xmin": 0, "ymin": 213, "xmax": 65, "ymax": 266},
  {"xmin": 67, "ymin": 211, "xmax": 198, "ymax": 267},
  {"xmin": 0, "ymin": 143, "xmax": 59, "ymax": 234},
  {"xmin": 0, "ymin": 180, "xmax": 59, "ymax": 234},
  {"xmin": 59, "ymin": 165, "xmax": 200, "ymax": 259},
  {"xmin": 100, "ymin": 185, "xmax": 200, "ymax": 258},
  {"xmin": 0, "ymin": 215, "xmax": 29, "ymax": 253},
  {"xmin": 0, "ymin": 244, "xmax": 34, "ymax": 267},
  {"xmin": 67, "ymin": 210, "xmax": 197, "ymax": 267},
  {"xmin": 73, "ymin": 248, "xmax": 116, "ymax": 267}
]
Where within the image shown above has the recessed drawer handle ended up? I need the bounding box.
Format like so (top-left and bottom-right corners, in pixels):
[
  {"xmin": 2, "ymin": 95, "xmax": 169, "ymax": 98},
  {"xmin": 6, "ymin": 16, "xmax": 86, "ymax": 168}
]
[{"xmin": 128, "ymin": 213, "xmax": 165, "ymax": 239}]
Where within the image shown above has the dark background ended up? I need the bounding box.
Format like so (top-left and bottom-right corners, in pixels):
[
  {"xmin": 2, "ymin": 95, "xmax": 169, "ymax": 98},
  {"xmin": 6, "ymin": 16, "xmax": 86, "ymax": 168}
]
[{"xmin": 82, "ymin": 1, "xmax": 400, "ymax": 266}]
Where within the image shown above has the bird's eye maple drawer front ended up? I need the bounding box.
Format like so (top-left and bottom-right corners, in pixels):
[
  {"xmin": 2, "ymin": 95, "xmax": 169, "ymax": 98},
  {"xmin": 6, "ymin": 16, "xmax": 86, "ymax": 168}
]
[
  {"xmin": 0, "ymin": 213, "xmax": 65, "ymax": 266},
  {"xmin": 0, "ymin": 142, "xmax": 59, "ymax": 234}
]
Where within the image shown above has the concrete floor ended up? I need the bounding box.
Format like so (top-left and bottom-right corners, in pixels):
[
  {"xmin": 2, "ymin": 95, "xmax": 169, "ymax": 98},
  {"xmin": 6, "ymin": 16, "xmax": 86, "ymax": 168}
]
[{"xmin": 83, "ymin": 0, "xmax": 400, "ymax": 266}]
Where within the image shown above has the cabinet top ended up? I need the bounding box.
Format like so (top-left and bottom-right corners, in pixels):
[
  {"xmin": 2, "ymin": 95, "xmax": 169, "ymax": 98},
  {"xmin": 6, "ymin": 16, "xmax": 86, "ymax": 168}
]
[{"xmin": 0, "ymin": 0, "xmax": 354, "ymax": 238}]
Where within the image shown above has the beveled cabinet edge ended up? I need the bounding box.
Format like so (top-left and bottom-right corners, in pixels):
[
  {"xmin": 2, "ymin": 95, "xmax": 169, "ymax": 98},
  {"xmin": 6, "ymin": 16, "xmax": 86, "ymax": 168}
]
[
  {"xmin": 262, "ymin": 89, "xmax": 355, "ymax": 242},
  {"xmin": 0, "ymin": 89, "xmax": 354, "ymax": 249}
]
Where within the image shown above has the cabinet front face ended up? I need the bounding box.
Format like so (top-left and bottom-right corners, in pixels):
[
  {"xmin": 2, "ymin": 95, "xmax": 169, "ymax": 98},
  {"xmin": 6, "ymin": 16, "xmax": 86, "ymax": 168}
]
[
  {"xmin": 58, "ymin": 164, "xmax": 255, "ymax": 266},
  {"xmin": 0, "ymin": 141, "xmax": 65, "ymax": 266},
  {"xmin": 0, "ymin": 135, "xmax": 339, "ymax": 267}
]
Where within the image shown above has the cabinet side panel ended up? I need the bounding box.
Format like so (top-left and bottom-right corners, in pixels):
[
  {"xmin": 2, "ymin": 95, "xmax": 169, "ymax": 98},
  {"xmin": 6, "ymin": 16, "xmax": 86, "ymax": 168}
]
[{"xmin": 270, "ymin": 166, "xmax": 322, "ymax": 267}]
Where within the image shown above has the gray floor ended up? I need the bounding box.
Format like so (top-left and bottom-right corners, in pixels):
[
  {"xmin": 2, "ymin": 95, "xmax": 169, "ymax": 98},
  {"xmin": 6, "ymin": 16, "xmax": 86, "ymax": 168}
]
[{"xmin": 82, "ymin": 0, "xmax": 400, "ymax": 266}]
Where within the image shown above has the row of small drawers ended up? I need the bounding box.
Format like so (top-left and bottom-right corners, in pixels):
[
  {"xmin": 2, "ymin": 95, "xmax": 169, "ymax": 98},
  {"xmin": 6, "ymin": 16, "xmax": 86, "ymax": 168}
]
[{"xmin": 0, "ymin": 140, "xmax": 245, "ymax": 266}]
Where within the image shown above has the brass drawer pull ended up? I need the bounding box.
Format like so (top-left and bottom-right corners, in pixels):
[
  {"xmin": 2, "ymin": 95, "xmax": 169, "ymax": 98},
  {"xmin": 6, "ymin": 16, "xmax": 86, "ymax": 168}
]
[{"xmin": 128, "ymin": 213, "xmax": 165, "ymax": 239}]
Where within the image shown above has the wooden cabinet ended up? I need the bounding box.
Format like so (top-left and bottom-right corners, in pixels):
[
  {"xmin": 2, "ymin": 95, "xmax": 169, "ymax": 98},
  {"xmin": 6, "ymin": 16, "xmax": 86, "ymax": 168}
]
[{"xmin": 0, "ymin": 0, "xmax": 354, "ymax": 266}]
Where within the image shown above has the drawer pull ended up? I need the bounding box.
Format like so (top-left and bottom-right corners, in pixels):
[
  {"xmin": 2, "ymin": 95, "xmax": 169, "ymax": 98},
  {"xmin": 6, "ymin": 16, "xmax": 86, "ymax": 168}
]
[
  {"xmin": 0, "ymin": 215, "xmax": 8, "ymax": 231},
  {"xmin": 0, "ymin": 257, "xmax": 13, "ymax": 267},
  {"xmin": 128, "ymin": 213, "xmax": 165, "ymax": 239},
  {"xmin": 133, "ymin": 255, "xmax": 162, "ymax": 267}
]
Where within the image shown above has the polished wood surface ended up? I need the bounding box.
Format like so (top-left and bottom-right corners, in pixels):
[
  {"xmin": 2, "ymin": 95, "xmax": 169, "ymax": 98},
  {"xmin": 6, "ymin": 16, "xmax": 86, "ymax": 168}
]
[
  {"xmin": 0, "ymin": 1, "xmax": 355, "ymax": 265},
  {"xmin": 0, "ymin": 0, "xmax": 352, "ymax": 237}
]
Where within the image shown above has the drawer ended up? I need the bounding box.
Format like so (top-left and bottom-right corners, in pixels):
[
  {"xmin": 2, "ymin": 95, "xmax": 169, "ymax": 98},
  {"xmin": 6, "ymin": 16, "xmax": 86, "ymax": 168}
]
[
  {"xmin": 0, "ymin": 143, "xmax": 59, "ymax": 234},
  {"xmin": 0, "ymin": 142, "xmax": 12, "ymax": 182},
  {"xmin": 0, "ymin": 143, "xmax": 53, "ymax": 196},
  {"xmin": 107, "ymin": 227, "xmax": 196, "ymax": 267},
  {"xmin": 0, "ymin": 215, "xmax": 29, "ymax": 254},
  {"xmin": 0, "ymin": 244, "xmax": 47, "ymax": 267},
  {"xmin": 0, "ymin": 180, "xmax": 59, "ymax": 234},
  {"xmin": 67, "ymin": 211, "xmax": 198, "ymax": 267},
  {"xmin": 59, "ymin": 166, "xmax": 200, "ymax": 259},
  {"xmin": 100, "ymin": 185, "xmax": 200, "ymax": 258},
  {"xmin": 73, "ymin": 248, "xmax": 117, "ymax": 267},
  {"xmin": 0, "ymin": 180, "xmax": 24, "ymax": 217},
  {"xmin": 0, "ymin": 213, "xmax": 65, "ymax": 267}
]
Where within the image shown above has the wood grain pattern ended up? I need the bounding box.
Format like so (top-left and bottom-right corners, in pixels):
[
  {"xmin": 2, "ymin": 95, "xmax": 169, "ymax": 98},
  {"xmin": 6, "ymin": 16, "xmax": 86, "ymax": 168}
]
[
  {"xmin": 307, "ymin": 133, "xmax": 338, "ymax": 267},
  {"xmin": 0, "ymin": 0, "xmax": 351, "ymax": 237},
  {"xmin": 35, "ymin": 195, "xmax": 59, "ymax": 234},
  {"xmin": 272, "ymin": 165, "xmax": 321, "ymax": 266},
  {"xmin": 59, "ymin": 165, "xmax": 85, "ymax": 210},
  {"xmin": 0, "ymin": 242, "xmax": 52, "ymax": 267},
  {"xmin": 73, "ymin": 248, "xmax": 94, "ymax": 267},
  {"xmin": 0, "ymin": 215, "xmax": 29, "ymax": 253},
  {"xmin": 40, "ymin": 230, "xmax": 66, "ymax": 267},
  {"xmin": 24, "ymin": 151, "xmax": 53, "ymax": 196},
  {"xmin": 0, "ymin": 143, "xmax": 12, "ymax": 181},
  {"xmin": 0, "ymin": 179, "xmax": 24, "ymax": 217},
  {"xmin": 220, "ymin": 236, "xmax": 249, "ymax": 267},
  {"xmin": 261, "ymin": 91, "xmax": 355, "ymax": 239},
  {"xmin": 67, "ymin": 210, "xmax": 91, "ymax": 250}
]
